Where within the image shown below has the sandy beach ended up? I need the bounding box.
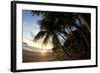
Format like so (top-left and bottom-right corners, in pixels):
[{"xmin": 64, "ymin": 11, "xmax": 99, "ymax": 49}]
[{"xmin": 22, "ymin": 49, "xmax": 56, "ymax": 63}]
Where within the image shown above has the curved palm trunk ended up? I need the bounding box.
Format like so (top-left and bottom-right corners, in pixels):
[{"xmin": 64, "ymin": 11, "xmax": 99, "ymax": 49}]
[
  {"xmin": 76, "ymin": 15, "xmax": 90, "ymax": 49},
  {"xmin": 78, "ymin": 28, "xmax": 90, "ymax": 49},
  {"xmin": 54, "ymin": 33, "xmax": 72, "ymax": 58},
  {"xmin": 66, "ymin": 25, "xmax": 81, "ymax": 50},
  {"xmin": 57, "ymin": 40, "xmax": 72, "ymax": 57}
]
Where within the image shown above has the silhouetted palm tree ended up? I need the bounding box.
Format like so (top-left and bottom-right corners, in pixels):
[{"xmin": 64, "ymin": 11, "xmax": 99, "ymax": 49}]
[
  {"xmin": 32, "ymin": 11, "xmax": 91, "ymax": 59},
  {"xmin": 33, "ymin": 13, "xmax": 71, "ymax": 57}
]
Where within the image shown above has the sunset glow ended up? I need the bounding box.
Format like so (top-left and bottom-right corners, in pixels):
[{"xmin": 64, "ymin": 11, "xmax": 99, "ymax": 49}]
[
  {"xmin": 23, "ymin": 37, "xmax": 53, "ymax": 50},
  {"xmin": 41, "ymin": 49, "xmax": 47, "ymax": 55}
]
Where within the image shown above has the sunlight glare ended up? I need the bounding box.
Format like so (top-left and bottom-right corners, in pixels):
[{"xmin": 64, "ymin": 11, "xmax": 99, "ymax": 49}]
[{"xmin": 41, "ymin": 49, "xmax": 47, "ymax": 55}]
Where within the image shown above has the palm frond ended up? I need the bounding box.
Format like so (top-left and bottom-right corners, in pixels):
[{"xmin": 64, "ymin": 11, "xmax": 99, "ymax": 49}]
[
  {"xmin": 42, "ymin": 33, "xmax": 51, "ymax": 45},
  {"xmin": 33, "ymin": 30, "xmax": 46, "ymax": 41},
  {"xmin": 52, "ymin": 34, "xmax": 61, "ymax": 48},
  {"xmin": 63, "ymin": 35, "xmax": 72, "ymax": 48},
  {"xmin": 31, "ymin": 11, "xmax": 45, "ymax": 16}
]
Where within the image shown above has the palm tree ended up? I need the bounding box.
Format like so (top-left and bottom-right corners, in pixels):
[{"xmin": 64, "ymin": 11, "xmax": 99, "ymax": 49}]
[
  {"xmin": 33, "ymin": 14, "xmax": 72, "ymax": 58},
  {"xmin": 32, "ymin": 11, "xmax": 91, "ymax": 59},
  {"xmin": 63, "ymin": 14, "xmax": 91, "ymax": 59}
]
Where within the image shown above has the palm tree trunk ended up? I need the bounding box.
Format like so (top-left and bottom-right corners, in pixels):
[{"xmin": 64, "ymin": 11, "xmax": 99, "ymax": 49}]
[
  {"xmin": 75, "ymin": 15, "xmax": 90, "ymax": 49},
  {"xmin": 57, "ymin": 40, "xmax": 72, "ymax": 57},
  {"xmin": 78, "ymin": 28, "xmax": 90, "ymax": 49},
  {"xmin": 67, "ymin": 25, "xmax": 81, "ymax": 50},
  {"xmin": 54, "ymin": 33, "xmax": 72, "ymax": 58}
]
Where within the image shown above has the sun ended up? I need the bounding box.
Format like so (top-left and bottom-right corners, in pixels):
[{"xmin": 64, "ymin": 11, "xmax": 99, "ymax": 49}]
[
  {"xmin": 40, "ymin": 49, "xmax": 47, "ymax": 55},
  {"xmin": 42, "ymin": 49, "xmax": 47, "ymax": 53}
]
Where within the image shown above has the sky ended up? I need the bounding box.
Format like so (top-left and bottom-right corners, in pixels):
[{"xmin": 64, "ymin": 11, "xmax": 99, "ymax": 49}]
[
  {"xmin": 22, "ymin": 10, "xmax": 41, "ymax": 38},
  {"xmin": 22, "ymin": 10, "xmax": 53, "ymax": 50}
]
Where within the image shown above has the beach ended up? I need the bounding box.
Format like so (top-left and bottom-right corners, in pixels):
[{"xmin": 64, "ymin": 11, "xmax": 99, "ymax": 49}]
[{"xmin": 22, "ymin": 49, "xmax": 56, "ymax": 63}]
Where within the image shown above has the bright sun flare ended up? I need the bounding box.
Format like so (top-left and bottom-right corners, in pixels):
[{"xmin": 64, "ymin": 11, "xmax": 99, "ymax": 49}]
[
  {"xmin": 42, "ymin": 49, "xmax": 47, "ymax": 53},
  {"xmin": 40, "ymin": 49, "xmax": 47, "ymax": 55}
]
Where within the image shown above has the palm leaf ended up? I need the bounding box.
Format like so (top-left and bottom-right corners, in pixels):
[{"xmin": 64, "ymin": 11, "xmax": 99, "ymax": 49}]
[
  {"xmin": 33, "ymin": 30, "xmax": 46, "ymax": 41},
  {"xmin": 42, "ymin": 33, "xmax": 51, "ymax": 45},
  {"xmin": 52, "ymin": 34, "xmax": 61, "ymax": 48}
]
